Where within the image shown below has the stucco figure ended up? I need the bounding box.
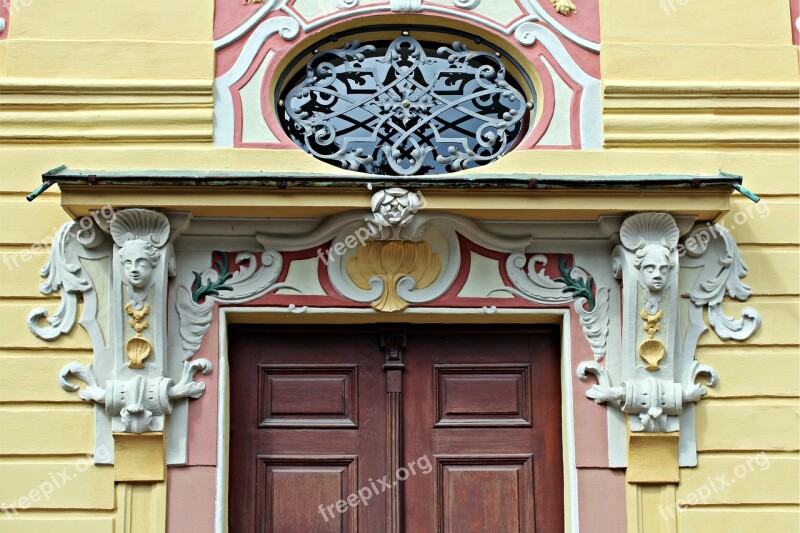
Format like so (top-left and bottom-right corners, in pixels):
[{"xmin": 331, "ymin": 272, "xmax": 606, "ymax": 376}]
[{"xmin": 634, "ymin": 244, "xmax": 674, "ymax": 293}]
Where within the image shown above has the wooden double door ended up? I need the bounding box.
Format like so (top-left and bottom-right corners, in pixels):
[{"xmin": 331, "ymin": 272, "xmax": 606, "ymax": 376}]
[{"xmin": 229, "ymin": 325, "xmax": 563, "ymax": 532}]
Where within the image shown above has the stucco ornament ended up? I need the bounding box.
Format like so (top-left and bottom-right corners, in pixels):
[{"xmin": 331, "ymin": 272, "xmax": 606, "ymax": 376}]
[
  {"xmin": 347, "ymin": 240, "xmax": 442, "ymax": 312},
  {"xmin": 111, "ymin": 209, "xmax": 170, "ymax": 309},
  {"xmin": 30, "ymin": 208, "xmax": 212, "ymax": 462},
  {"xmin": 335, "ymin": 0, "xmax": 477, "ymax": 12},
  {"xmin": 551, "ymin": 0, "xmax": 577, "ymax": 16},
  {"xmin": 27, "ymin": 222, "xmax": 99, "ymax": 340},
  {"xmin": 59, "ymin": 359, "xmax": 212, "ymax": 433},
  {"xmin": 493, "ymin": 254, "xmax": 611, "ymax": 362},
  {"xmin": 682, "ymin": 223, "xmax": 761, "ymax": 340},
  {"xmin": 369, "ymin": 187, "xmax": 422, "ymax": 239},
  {"xmin": 390, "ymin": 0, "xmax": 423, "ymax": 11},
  {"xmin": 577, "ymin": 212, "xmax": 757, "ymax": 456}
]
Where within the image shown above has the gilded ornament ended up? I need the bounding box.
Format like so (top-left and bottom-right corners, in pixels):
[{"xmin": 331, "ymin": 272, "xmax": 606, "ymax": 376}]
[
  {"xmin": 638, "ymin": 338, "xmax": 666, "ymax": 371},
  {"xmin": 346, "ymin": 241, "xmax": 441, "ymax": 312},
  {"xmin": 640, "ymin": 308, "xmax": 663, "ymax": 338},
  {"xmin": 551, "ymin": 0, "xmax": 577, "ymax": 15},
  {"xmin": 125, "ymin": 303, "xmax": 152, "ymax": 368},
  {"xmin": 125, "ymin": 303, "xmax": 150, "ymax": 334},
  {"xmin": 125, "ymin": 336, "xmax": 152, "ymax": 369}
]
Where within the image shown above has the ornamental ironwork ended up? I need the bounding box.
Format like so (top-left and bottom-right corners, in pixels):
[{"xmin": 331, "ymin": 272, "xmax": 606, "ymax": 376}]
[{"xmin": 281, "ymin": 36, "xmax": 531, "ymax": 176}]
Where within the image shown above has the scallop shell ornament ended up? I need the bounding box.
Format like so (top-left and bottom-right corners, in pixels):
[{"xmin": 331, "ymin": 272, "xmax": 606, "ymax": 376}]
[
  {"xmin": 126, "ymin": 336, "xmax": 152, "ymax": 369},
  {"xmin": 638, "ymin": 339, "xmax": 666, "ymax": 371},
  {"xmin": 111, "ymin": 209, "xmax": 170, "ymax": 248},
  {"xmin": 620, "ymin": 213, "xmax": 679, "ymax": 251}
]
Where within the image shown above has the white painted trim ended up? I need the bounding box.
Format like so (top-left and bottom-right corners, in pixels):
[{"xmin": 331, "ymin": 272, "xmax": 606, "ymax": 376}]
[
  {"xmin": 514, "ymin": 22, "xmax": 602, "ymax": 149},
  {"xmin": 213, "ymin": 0, "xmax": 286, "ymax": 51},
  {"xmin": 518, "ymin": 0, "xmax": 600, "ymax": 52},
  {"xmin": 559, "ymin": 308, "xmax": 581, "ymax": 533},
  {"xmin": 213, "ymin": 306, "xmax": 579, "ymax": 533},
  {"xmin": 214, "ymin": 309, "xmax": 229, "ymax": 533},
  {"xmin": 213, "ymin": 16, "xmax": 300, "ymax": 147}
]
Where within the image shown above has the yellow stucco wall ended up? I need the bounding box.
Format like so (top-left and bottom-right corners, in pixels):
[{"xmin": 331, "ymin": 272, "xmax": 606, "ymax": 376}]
[{"xmin": 0, "ymin": 1, "xmax": 797, "ymax": 532}]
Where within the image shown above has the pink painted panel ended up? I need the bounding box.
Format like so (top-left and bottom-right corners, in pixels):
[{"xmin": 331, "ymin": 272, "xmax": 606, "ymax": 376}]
[
  {"xmin": 535, "ymin": 0, "xmax": 600, "ymax": 44},
  {"xmin": 0, "ymin": 1, "xmax": 9, "ymax": 41},
  {"xmin": 570, "ymin": 310, "xmax": 610, "ymax": 468},
  {"xmin": 577, "ymin": 468, "xmax": 627, "ymax": 533},
  {"xmin": 186, "ymin": 309, "xmax": 220, "ymax": 466},
  {"xmin": 167, "ymin": 466, "xmax": 217, "ymax": 533},
  {"xmin": 213, "ymin": 0, "xmax": 262, "ymax": 40}
]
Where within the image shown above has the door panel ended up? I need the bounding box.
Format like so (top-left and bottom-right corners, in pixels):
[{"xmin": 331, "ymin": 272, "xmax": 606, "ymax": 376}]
[
  {"xmin": 257, "ymin": 455, "xmax": 358, "ymax": 533},
  {"xmin": 229, "ymin": 325, "xmax": 562, "ymax": 532},
  {"xmin": 229, "ymin": 327, "xmax": 387, "ymax": 533},
  {"xmin": 434, "ymin": 364, "xmax": 532, "ymax": 427},
  {"xmin": 403, "ymin": 328, "xmax": 563, "ymax": 533},
  {"xmin": 258, "ymin": 365, "xmax": 359, "ymax": 428},
  {"xmin": 437, "ymin": 455, "xmax": 534, "ymax": 533}
]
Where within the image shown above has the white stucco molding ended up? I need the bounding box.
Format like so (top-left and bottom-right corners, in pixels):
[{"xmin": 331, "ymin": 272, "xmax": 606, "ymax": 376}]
[
  {"xmin": 29, "ymin": 208, "xmax": 211, "ymax": 463},
  {"xmin": 28, "ymin": 194, "xmax": 757, "ymax": 470},
  {"xmin": 576, "ymin": 212, "xmax": 760, "ymax": 465}
]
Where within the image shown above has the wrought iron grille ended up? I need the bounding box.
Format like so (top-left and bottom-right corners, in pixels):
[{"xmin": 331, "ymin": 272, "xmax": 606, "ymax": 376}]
[{"xmin": 280, "ymin": 35, "xmax": 532, "ymax": 176}]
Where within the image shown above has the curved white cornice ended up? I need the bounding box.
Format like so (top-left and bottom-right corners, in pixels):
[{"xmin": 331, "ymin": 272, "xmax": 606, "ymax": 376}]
[
  {"xmin": 517, "ymin": 0, "xmax": 600, "ymax": 52},
  {"xmin": 213, "ymin": 0, "xmax": 287, "ymax": 51},
  {"xmin": 214, "ymin": 16, "xmax": 300, "ymax": 147},
  {"xmin": 514, "ymin": 22, "xmax": 601, "ymax": 148}
]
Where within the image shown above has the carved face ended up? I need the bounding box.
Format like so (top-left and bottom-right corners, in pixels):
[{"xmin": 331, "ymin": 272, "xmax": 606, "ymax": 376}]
[
  {"xmin": 638, "ymin": 245, "xmax": 672, "ymax": 292},
  {"xmin": 119, "ymin": 240, "xmax": 159, "ymax": 289}
]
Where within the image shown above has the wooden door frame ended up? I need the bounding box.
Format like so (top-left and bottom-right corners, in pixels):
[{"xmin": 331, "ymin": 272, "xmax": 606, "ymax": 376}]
[{"xmin": 213, "ymin": 306, "xmax": 580, "ymax": 532}]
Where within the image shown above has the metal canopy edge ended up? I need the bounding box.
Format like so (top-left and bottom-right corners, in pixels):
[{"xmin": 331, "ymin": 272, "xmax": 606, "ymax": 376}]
[{"xmin": 30, "ymin": 167, "xmax": 749, "ymax": 201}]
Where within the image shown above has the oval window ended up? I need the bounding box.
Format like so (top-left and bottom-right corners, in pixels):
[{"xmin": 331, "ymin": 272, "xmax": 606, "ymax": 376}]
[{"xmin": 278, "ymin": 30, "xmax": 534, "ymax": 176}]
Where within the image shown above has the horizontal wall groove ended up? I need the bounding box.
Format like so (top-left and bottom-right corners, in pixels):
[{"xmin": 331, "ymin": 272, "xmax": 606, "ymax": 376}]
[
  {"xmin": 0, "ymin": 77, "xmax": 213, "ymax": 143},
  {"xmin": 0, "ymin": 76, "xmax": 211, "ymax": 93},
  {"xmin": 604, "ymin": 136, "xmax": 799, "ymax": 149},
  {"xmin": 604, "ymin": 81, "xmax": 800, "ymax": 95},
  {"xmin": 701, "ymin": 395, "xmax": 800, "ymax": 400},
  {"xmin": 0, "ymin": 454, "xmax": 96, "ymax": 462},
  {"xmin": 696, "ymin": 451, "xmax": 800, "ymax": 457},
  {"xmin": 676, "ymin": 503, "xmax": 800, "ymax": 509},
  {"xmin": 0, "ymin": 403, "xmax": 91, "ymax": 411},
  {"xmin": 603, "ymin": 80, "xmax": 799, "ymax": 148}
]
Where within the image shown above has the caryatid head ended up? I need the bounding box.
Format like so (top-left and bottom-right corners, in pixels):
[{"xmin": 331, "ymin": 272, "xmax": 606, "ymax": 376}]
[
  {"xmin": 119, "ymin": 239, "xmax": 160, "ymax": 289},
  {"xmin": 634, "ymin": 244, "xmax": 674, "ymax": 292}
]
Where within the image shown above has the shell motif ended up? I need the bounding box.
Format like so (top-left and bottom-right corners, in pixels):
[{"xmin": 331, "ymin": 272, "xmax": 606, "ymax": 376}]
[
  {"xmin": 620, "ymin": 213, "xmax": 679, "ymax": 251},
  {"xmin": 111, "ymin": 209, "xmax": 170, "ymax": 248},
  {"xmin": 125, "ymin": 336, "xmax": 152, "ymax": 369},
  {"xmin": 347, "ymin": 240, "xmax": 442, "ymax": 312},
  {"xmin": 638, "ymin": 338, "xmax": 666, "ymax": 371}
]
